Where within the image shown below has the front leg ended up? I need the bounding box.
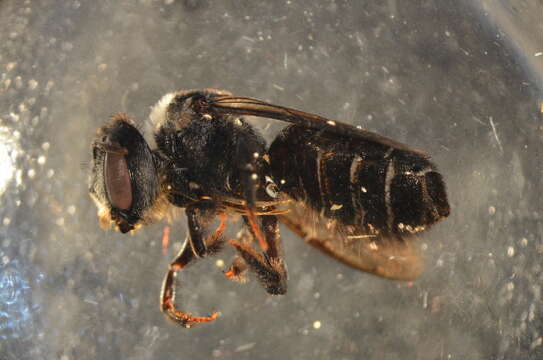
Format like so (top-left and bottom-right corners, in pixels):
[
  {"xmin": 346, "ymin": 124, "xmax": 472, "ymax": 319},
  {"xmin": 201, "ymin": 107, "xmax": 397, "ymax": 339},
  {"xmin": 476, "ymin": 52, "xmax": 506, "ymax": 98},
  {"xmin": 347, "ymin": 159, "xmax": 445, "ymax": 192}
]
[
  {"xmin": 186, "ymin": 201, "xmax": 225, "ymax": 257},
  {"xmin": 160, "ymin": 202, "xmax": 226, "ymax": 328}
]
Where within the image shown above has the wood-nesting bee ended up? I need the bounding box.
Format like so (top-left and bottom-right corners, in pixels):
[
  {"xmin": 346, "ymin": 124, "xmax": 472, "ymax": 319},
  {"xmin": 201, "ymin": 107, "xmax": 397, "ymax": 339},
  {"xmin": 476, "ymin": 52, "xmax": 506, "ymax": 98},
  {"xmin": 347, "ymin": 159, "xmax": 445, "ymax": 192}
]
[{"xmin": 89, "ymin": 89, "xmax": 449, "ymax": 328}]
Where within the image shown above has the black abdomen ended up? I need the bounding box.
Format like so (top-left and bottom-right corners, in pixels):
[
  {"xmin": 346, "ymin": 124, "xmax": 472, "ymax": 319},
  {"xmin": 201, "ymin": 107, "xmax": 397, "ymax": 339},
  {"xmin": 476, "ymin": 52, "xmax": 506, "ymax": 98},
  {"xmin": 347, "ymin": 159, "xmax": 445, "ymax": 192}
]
[{"xmin": 268, "ymin": 125, "xmax": 449, "ymax": 234}]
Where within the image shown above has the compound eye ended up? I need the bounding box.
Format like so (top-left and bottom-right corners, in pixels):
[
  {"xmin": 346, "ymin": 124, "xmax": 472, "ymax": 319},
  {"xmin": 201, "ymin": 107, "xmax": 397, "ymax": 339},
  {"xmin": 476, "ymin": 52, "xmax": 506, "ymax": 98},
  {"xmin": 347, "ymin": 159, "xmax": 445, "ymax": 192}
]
[
  {"xmin": 265, "ymin": 180, "xmax": 279, "ymax": 198},
  {"xmin": 104, "ymin": 147, "xmax": 133, "ymax": 211}
]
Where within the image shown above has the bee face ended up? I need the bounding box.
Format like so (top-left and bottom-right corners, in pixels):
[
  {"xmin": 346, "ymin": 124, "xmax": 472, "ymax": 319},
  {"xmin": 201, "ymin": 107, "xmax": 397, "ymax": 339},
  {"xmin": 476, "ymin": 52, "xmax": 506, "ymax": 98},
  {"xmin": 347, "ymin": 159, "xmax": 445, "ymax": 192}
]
[{"xmin": 89, "ymin": 114, "xmax": 160, "ymax": 233}]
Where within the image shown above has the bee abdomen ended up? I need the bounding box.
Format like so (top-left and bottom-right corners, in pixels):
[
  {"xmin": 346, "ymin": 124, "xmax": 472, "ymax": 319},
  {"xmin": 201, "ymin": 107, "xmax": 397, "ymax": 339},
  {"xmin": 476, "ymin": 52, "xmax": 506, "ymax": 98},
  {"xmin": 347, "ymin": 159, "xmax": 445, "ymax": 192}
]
[{"xmin": 269, "ymin": 125, "xmax": 449, "ymax": 234}]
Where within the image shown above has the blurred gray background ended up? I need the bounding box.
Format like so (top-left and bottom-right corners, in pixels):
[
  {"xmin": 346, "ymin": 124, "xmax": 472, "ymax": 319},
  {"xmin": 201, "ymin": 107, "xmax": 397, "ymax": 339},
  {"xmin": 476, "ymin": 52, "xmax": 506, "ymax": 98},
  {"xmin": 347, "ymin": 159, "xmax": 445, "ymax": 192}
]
[{"xmin": 1, "ymin": 0, "xmax": 543, "ymax": 359}]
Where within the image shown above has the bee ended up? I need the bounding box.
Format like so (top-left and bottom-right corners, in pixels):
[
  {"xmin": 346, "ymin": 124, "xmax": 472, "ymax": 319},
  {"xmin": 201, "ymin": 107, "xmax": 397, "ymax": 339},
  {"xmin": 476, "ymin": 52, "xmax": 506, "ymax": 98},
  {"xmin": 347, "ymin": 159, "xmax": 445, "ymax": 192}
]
[{"xmin": 89, "ymin": 89, "xmax": 450, "ymax": 328}]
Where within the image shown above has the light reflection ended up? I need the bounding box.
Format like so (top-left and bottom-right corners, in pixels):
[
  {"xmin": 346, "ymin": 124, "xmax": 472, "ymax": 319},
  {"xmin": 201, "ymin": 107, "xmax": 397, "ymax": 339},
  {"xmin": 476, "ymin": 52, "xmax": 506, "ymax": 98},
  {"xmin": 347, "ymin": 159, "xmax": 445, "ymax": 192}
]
[
  {"xmin": 0, "ymin": 126, "xmax": 18, "ymax": 196},
  {"xmin": 0, "ymin": 260, "xmax": 35, "ymax": 340}
]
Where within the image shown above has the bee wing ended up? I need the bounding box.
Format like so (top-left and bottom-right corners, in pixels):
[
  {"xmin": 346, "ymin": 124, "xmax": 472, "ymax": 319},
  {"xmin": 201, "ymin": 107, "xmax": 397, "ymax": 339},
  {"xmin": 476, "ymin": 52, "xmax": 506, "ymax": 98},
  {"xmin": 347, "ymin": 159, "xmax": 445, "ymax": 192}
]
[
  {"xmin": 278, "ymin": 202, "xmax": 423, "ymax": 281},
  {"xmin": 207, "ymin": 95, "xmax": 430, "ymax": 158}
]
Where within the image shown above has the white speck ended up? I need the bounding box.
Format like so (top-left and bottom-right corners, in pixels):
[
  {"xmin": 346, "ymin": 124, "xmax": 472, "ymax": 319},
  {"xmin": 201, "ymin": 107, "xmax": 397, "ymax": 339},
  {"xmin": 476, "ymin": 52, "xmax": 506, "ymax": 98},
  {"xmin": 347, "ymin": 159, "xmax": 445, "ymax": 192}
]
[
  {"xmin": 507, "ymin": 246, "xmax": 515, "ymax": 257},
  {"xmin": 56, "ymin": 217, "xmax": 65, "ymax": 226},
  {"xmin": 188, "ymin": 182, "xmax": 200, "ymax": 189},
  {"xmin": 37, "ymin": 155, "xmax": 46, "ymax": 165},
  {"xmin": 67, "ymin": 205, "xmax": 76, "ymax": 215},
  {"xmin": 83, "ymin": 299, "xmax": 98, "ymax": 306},
  {"xmin": 273, "ymin": 84, "xmax": 284, "ymax": 91},
  {"xmin": 2, "ymin": 256, "xmax": 9, "ymax": 265},
  {"xmin": 234, "ymin": 118, "xmax": 243, "ymax": 126},
  {"xmin": 28, "ymin": 79, "xmax": 38, "ymax": 90},
  {"xmin": 535, "ymin": 52, "xmax": 543, "ymax": 57},
  {"xmin": 280, "ymin": 179, "xmax": 286, "ymax": 184},
  {"xmin": 98, "ymin": 63, "xmax": 107, "ymax": 72},
  {"xmin": 313, "ymin": 320, "xmax": 322, "ymax": 329},
  {"xmin": 3, "ymin": 217, "xmax": 11, "ymax": 226},
  {"xmin": 313, "ymin": 292, "xmax": 320, "ymax": 299},
  {"xmin": 61, "ymin": 42, "xmax": 74, "ymax": 52},
  {"xmin": 9, "ymin": 112, "xmax": 19, "ymax": 122},
  {"xmin": 361, "ymin": 186, "xmax": 367, "ymax": 193},
  {"xmin": 45, "ymin": 80, "xmax": 55, "ymax": 92},
  {"xmin": 531, "ymin": 337, "xmax": 543, "ymax": 349},
  {"xmin": 46, "ymin": 169, "xmax": 55, "ymax": 178},
  {"xmin": 521, "ymin": 237, "xmax": 528, "ymax": 247},
  {"xmin": 235, "ymin": 343, "xmax": 256, "ymax": 352},
  {"xmin": 326, "ymin": 120, "xmax": 336, "ymax": 126},
  {"xmin": 251, "ymin": 173, "xmax": 258, "ymax": 180},
  {"xmin": 488, "ymin": 206, "xmax": 496, "ymax": 215},
  {"xmin": 489, "ymin": 117, "xmax": 503, "ymax": 154},
  {"xmin": 215, "ymin": 259, "xmax": 224, "ymax": 267},
  {"xmin": 27, "ymin": 169, "xmax": 36, "ymax": 179},
  {"xmin": 6, "ymin": 62, "xmax": 16, "ymax": 71},
  {"xmin": 506, "ymin": 282, "xmax": 514, "ymax": 291},
  {"xmin": 330, "ymin": 204, "xmax": 343, "ymax": 211},
  {"xmin": 253, "ymin": 152, "xmax": 259, "ymax": 158},
  {"xmin": 40, "ymin": 107, "xmax": 48, "ymax": 119},
  {"xmin": 202, "ymin": 114, "xmax": 212, "ymax": 120}
]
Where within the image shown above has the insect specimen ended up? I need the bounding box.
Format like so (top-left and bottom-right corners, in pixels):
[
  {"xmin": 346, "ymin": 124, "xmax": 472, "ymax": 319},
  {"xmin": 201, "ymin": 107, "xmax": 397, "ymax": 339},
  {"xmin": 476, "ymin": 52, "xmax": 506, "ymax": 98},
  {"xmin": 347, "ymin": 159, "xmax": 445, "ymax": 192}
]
[{"xmin": 89, "ymin": 89, "xmax": 450, "ymax": 328}]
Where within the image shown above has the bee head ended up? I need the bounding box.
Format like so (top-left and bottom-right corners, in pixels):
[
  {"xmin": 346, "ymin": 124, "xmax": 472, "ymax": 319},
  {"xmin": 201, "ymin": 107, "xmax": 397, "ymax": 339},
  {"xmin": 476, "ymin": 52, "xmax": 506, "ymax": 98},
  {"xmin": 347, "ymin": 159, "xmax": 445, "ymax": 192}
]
[{"xmin": 89, "ymin": 114, "xmax": 160, "ymax": 233}]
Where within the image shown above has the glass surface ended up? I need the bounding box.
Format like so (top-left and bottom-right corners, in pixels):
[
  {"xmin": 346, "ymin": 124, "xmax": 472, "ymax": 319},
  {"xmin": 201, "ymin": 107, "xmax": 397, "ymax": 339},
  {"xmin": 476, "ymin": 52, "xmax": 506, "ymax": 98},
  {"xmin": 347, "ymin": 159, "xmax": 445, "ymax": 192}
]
[{"xmin": 1, "ymin": 0, "xmax": 542, "ymax": 359}]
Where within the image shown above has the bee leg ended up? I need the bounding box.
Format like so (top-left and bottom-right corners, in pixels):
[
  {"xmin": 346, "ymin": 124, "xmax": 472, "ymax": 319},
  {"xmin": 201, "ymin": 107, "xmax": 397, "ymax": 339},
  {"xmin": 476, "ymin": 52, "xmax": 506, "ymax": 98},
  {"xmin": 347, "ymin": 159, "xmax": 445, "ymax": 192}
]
[
  {"xmin": 223, "ymin": 256, "xmax": 249, "ymax": 283},
  {"xmin": 229, "ymin": 215, "xmax": 287, "ymax": 295},
  {"xmin": 185, "ymin": 201, "xmax": 226, "ymax": 257},
  {"xmin": 160, "ymin": 203, "xmax": 226, "ymax": 328},
  {"xmin": 223, "ymin": 229, "xmax": 251, "ymax": 283}
]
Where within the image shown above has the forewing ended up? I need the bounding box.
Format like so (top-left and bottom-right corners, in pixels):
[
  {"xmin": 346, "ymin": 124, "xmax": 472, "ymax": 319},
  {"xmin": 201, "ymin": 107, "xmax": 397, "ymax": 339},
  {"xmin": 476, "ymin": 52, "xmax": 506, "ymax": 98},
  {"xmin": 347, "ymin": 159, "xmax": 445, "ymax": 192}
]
[
  {"xmin": 278, "ymin": 202, "xmax": 424, "ymax": 281},
  {"xmin": 206, "ymin": 95, "xmax": 429, "ymax": 157}
]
